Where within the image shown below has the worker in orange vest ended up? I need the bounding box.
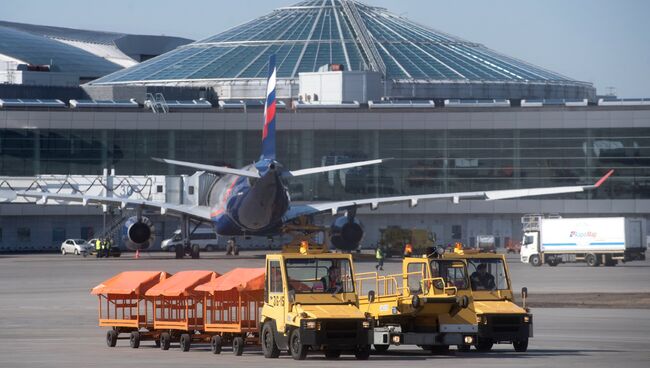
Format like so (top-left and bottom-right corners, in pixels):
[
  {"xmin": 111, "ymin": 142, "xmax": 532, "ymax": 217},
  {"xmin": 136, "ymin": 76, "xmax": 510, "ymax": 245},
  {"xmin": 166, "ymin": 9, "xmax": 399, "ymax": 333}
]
[{"xmin": 404, "ymin": 242, "xmax": 413, "ymax": 257}]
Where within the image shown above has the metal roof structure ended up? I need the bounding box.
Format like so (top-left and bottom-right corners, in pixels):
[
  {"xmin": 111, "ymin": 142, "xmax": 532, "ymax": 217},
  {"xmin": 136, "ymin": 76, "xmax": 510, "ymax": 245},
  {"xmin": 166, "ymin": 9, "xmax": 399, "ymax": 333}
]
[{"xmin": 90, "ymin": 0, "xmax": 595, "ymax": 100}]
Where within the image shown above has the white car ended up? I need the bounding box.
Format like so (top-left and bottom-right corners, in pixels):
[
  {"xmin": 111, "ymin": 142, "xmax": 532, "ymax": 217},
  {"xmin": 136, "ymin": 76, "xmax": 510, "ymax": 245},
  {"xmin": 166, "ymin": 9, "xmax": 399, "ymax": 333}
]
[{"xmin": 61, "ymin": 239, "xmax": 91, "ymax": 255}]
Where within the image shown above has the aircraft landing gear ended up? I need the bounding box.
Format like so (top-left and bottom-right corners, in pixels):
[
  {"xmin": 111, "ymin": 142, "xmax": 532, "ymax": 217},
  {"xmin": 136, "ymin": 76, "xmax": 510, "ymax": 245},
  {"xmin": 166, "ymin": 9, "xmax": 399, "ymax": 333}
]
[{"xmin": 176, "ymin": 215, "xmax": 201, "ymax": 259}]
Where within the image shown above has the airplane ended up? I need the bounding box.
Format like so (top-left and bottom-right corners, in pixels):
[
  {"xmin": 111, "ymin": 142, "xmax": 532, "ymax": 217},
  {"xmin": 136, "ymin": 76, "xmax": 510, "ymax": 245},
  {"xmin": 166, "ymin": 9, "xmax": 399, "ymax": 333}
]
[{"xmin": 0, "ymin": 55, "xmax": 615, "ymax": 258}]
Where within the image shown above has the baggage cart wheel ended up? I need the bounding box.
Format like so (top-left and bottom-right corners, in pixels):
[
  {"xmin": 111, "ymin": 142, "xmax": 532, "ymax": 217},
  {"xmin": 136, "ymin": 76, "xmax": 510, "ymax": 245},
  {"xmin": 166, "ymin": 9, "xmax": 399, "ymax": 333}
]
[
  {"xmin": 457, "ymin": 344, "xmax": 471, "ymax": 352},
  {"xmin": 191, "ymin": 244, "xmax": 200, "ymax": 259},
  {"xmin": 354, "ymin": 345, "xmax": 371, "ymax": 360},
  {"xmin": 373, "ymin": 344, "xmax": 389, "ymax": 353},
  {"xmin": 210, "ymin": 335, "xmax": 222, "ymax": 354},
  {"xmin": 262, "ymin": 322, "xmax": 280, "ymax": 358},
  {"xmin": 160, "ymin": 332, "xmax": 171, "ymax": 350},
  {"xmin": 232, "ymin": 336, "xmax": 244, "ymax": 356},
  {"xmin": 180, "ymin": 333, "xmax": 191, "ymax": 352},
  {"xmin": 129, "ymin": 331, "xmax": 140, "ymax": 349},
  {"xmin": 513, "ymin": 338, "xmax": 529, "ymax": 352},
  {"xmin": 106, "ymin": 330, "xmax": 117, "ymax": 347},
  {"xmin": 289, "ymin": 329, "xmax": 307, "ymax": 360},
  {"xmin": 324, "ymin": 349, "xmax": 341, "ymax": 359}
]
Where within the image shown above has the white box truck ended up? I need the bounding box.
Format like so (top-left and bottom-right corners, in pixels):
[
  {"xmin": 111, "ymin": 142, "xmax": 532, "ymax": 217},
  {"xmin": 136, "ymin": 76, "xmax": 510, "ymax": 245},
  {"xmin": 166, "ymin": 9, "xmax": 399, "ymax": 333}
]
[{"xmin": 520, "ymin": 216, "xmax": 646, "ymax": 267}]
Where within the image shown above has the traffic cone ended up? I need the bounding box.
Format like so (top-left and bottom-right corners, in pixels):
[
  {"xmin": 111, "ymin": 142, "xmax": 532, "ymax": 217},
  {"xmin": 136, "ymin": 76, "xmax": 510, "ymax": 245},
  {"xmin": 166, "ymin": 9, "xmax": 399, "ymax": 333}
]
[{"xmin": 135, "ymin": 250, "xmax": 140, "ymax": 259}]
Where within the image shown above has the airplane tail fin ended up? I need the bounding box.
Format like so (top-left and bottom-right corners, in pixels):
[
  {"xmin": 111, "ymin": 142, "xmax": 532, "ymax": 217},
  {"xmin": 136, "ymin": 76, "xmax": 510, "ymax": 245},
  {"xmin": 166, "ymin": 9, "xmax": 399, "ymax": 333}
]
[{"xmin": 261, "ymin": 54, "xmax": 277, "ymax": 161}]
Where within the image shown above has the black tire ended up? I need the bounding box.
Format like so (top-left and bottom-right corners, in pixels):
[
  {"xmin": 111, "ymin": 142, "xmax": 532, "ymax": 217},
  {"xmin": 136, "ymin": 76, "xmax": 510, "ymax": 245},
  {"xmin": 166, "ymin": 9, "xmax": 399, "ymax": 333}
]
[
  {"xmin": 547, "ymin": 257, "xmax": 559, "ymax": 267},
  {"xmin": 513, "ymin": 338, "xmax": 528, "ymax": 352},
  {"xmin": 373, "ymin": 344, "xmax": 390, "ymax": 353},
  {"xmin": 160, "ymin": 332, "xmax": 171, "ymax": 350},
  {"xmin": 430, "ymin": 345, "xmax": 450, "ymax": 355},
  {"xmin": 324, "ymin": 349, "xmax": 342, "ymax": 359},
  {"xmin": 289, "ymin": 329, "xmax": 308, "ymax": 360},
  {"xmin": 210, "ymin": 335, "xmax": 222, "ymax": 354},
  {"xmin": 457, "ymin": 344, "xmax": 471, "ymax": 352},
  {"xmin": 262, "ymin": 322, "xmax": 280, "ymax": 358},
  {"xmin": 129, "ymin": 331, "xmax": 141, "ymax": 349},
  {"xmin": 476, "ymin": 339, "xmax": 493, "ymax": 352},
  {"xmin": 604, "ymin": 256, "xmax": 617, "ymax": 267},
  {"xmin": 585, "ymin": 253, "xmax": 599, "ymax": 267},
  {"xmin": 154, "ymin": 339, "xmax": 161, "ymax": 348},
  {"xmin": 233, "ymin": 246, "xmax": 239, "ymax": 256},
  {"xmin": 530, "ymin": 254, "xmax": 542, "ymax": 267},
  {"xmin": 106, "ymin": 329, "xmax": 117, "ymax": 347},
  {"xmin": 232, "ymin": 336, "xmax": 244, "ymax": 356},
  {"xmin": 180, "ymin": 333, "xmax": 191, "ymax": 352},
  {"xmin": 175, "ymin": 244, "xmax": 184, "ymax": 259},
  {"xmin": 192, "ymin": 244, "xmax": 200, "ymax": 259},
  {"xmin": 61, "ymin": 248, "xmax": 67, "ymax": 256},
  {"xmin": 355, "ymin": 345, "xmax": 371, "ymax": 360},
  {"xmin": 74, "ymin": 249, "xmax": 80, "ymax": 255}
]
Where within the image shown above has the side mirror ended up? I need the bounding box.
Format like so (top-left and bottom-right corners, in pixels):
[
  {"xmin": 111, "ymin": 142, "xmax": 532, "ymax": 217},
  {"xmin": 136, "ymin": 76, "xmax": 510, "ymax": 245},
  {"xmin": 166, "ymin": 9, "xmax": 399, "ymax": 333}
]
[
  {"xmin": 521, "ymin": 287, "xmax": 528, "ymax": 309},
  {"xmin": 367, "ymin": 290, "xmax": 376, "ymax": 303},
  {"xmin": 288, "ymin": 290, "xmax": 296, "ymax": 304}
]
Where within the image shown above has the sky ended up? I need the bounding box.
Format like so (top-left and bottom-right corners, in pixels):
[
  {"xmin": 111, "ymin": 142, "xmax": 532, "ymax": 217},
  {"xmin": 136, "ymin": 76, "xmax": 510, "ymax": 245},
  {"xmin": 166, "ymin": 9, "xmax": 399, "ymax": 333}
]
[{"xmin": 3, "ymin": 0, "xmax": 649, "ymax": 97}]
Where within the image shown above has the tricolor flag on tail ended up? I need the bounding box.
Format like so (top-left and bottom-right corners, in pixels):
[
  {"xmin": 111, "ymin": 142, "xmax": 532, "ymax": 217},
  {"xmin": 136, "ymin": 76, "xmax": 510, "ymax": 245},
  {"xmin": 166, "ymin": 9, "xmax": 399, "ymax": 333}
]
[{"xmin": 261, "ymin": 54, "xmax": 277, "ymax": 160}]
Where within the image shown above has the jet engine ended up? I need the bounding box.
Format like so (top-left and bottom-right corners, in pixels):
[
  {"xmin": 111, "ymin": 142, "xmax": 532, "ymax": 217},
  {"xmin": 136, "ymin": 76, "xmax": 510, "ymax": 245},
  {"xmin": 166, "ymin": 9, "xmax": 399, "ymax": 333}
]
[
  {"xmin": 330, "ymin": 215, "xmax": 364, "ymax": 251},
  {"xmin": 121, "ymin": 216, "xmax": 155, "ymax": 250}
]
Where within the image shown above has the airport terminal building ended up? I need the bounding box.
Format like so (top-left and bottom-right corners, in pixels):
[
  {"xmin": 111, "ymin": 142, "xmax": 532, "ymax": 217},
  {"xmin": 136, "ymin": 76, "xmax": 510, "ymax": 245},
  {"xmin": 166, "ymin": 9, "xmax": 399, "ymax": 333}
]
[{"xmin": 0, "ymin": 0, "xmax": 648, "ymax": 251}]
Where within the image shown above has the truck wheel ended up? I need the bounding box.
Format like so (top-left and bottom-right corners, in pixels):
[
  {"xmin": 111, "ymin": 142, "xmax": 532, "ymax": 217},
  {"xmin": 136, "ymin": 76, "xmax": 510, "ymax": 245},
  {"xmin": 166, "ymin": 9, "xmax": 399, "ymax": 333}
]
[
  {"xmin": 430, "ymin": 345, "xmax": 450, "ymax": 355},
  {"xmin": 289, "ymin": 329, "xmax": 308, "ymax": 360},
  {"xmin": 354, "ymin": 345, "xmax": 371, "ymax": 360},
  {"xmin": 232, "ymin": 336, "xmax": 244, "ymax": 356},
  {"xmin": 191, "ymin": 245, "xmax": 200, "ymax": 259},
  {"xmin": 374, "ymin": 344, "xmax": 389, "ymax": 353},
  {"xmin": 457, "ymin": 344, "xmax": 471, "ymax": 352},
  {"xmin": 210, "ymin": 335, "xmax": 222, "ymax": 354},
  {"xmin": 585, "ymin": 253, "xmax": 599, "ymax": 267},
  {"xmin": 513, "ymin": 338, "xmax": 528, "ymax": 352},
  {"xmin": 530, "ymin": 255, "xmax": 542, "ymax": 267},
  {"xmin": 160, "ymin": 332, "xmax": 171, "ymax": 350},
  {"xmin": 547, "ymin": 257, "xmax": 559, "ymax": 267},
  {"xmin": 106, "ymin": 329, "xmax": 117, "ymax": 347},
  {"xmin": 175, "ymin": 244, "xmax": 184, "ymax": 259},
  {"xmin": 476, "ymin": 339, "xmax": 493, "ymax": 352},
  {"xmin": 129, "ymin": 331, "xmax": 140, "ymax": 348},
  {"xmin": 180, "ymin": 333, "xmax": 191, "ymax": 352},
  {"xmin": 261, "ymin": 322, "xmax": 280, "ymax": 358},
  {"xmin": 604, "ymin": 256, "xmax": 617, "ymax": 267}
]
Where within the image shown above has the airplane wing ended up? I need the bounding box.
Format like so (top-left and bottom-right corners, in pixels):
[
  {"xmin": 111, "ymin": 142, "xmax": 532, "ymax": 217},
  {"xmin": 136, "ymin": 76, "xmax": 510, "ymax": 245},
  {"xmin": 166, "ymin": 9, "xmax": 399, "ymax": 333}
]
[
  {"xmin": 1, "ymin": 190, "xmax": 213, "ymax": 220},
  {"xmin": 283, "ymin": 158, "xmax": 389, "ymax": 177},
  {"xmin": 152, "ymin": 158, "xmax": 260, "ymax": 178},
  {"xmin": 283, "ymin": 170, "xmax": 614, "ymax": 220}
]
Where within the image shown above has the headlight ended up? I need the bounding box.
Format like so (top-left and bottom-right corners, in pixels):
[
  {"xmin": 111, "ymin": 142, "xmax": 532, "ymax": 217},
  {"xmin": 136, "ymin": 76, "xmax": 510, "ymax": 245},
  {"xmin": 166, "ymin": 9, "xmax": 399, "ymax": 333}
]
[
  {"xmin": 305, "ymin": 321, "xmax": 316, "ymax": 329},
  {"xmin": 391, "ymin": 335, "xmax": 401, "ymax": 344},
  {"xmin": 523, "ymin": 316, "xmax": 530, "ymax": 323},
  {"xmin": 475, "ymin": 316, "xmax": 482, "ymax": 324},
  {"xmin": 362, "ymin": 321, "xmax": 371, "ymax": 329},
  {"xmin": 464, "ymin": 336, "xmax": 474, "ymax": 344}
]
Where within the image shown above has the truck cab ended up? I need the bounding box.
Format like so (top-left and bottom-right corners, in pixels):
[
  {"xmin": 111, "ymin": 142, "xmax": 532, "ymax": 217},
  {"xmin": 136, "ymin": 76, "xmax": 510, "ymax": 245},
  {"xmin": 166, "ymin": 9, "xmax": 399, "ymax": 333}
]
[
  {"xmin": 443, "ymin": 253, "xmax": 532, "ymax": 352},
  {"xmin": 260, "ymin": 250, "xmax": 372, "ymax": 360}
]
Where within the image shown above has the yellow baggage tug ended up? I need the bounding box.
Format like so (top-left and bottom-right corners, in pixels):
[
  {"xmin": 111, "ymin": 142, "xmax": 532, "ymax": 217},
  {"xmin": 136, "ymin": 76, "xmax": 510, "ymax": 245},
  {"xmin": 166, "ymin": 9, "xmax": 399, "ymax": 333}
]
[
  {"xmin": 260, "ymin": 243, "xmax": 372, "ymax": 360},
  {"xmin": 443, "ymin": 252, "xmax": 532, "ymax": 352},
  {"xmin": 357, "ymin": 248, "xmax": 477, "ymax": 353}
]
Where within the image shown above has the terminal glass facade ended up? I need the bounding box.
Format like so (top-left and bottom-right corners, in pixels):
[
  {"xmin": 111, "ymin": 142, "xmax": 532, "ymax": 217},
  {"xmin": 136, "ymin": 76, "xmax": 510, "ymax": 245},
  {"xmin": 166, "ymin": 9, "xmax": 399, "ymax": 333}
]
[{"xmin": 1, "ymin": 127, "xmax": 648, "ymax": 200}]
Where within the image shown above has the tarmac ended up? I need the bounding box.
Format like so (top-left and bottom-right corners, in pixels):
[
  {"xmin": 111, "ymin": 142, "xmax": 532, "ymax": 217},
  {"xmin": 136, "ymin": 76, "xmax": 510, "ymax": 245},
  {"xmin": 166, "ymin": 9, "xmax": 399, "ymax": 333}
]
[{"xmin": 0, "ymin": 251, "xmax": 648, "ymax": 367}]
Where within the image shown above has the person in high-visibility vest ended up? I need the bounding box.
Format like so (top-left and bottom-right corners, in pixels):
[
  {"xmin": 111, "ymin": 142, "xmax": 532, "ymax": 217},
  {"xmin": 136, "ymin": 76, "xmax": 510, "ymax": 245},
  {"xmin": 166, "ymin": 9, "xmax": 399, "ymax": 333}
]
[
  {"xmin": 404, "ymin": 242, "xmax": 413, "ymax": 257},
  {"xmin": 299, "ymin": 240, "xmax": 309, "ymax": 255},
  {"xmin": 375, "ymin": 245, "xmax": 384, "ymax": 271},
  {"xmin": 95, "ymin": 239, "xmax": 102, "ymax": 258}
]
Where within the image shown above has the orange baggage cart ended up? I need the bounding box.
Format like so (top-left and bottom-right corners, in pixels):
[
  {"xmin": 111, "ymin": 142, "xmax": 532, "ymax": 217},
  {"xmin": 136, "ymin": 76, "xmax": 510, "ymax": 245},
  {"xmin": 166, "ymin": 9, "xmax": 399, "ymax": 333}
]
[
  {"xmin": 145, "ymin": 270, "xmax": 219, "ymax": 351},
  {"xmin": 196, "ymin": 268, "xmax": 265, "ymax": 356},
  {"xmin": 91, "ymin": 271, "xmax": 169, "ymax": 348}
]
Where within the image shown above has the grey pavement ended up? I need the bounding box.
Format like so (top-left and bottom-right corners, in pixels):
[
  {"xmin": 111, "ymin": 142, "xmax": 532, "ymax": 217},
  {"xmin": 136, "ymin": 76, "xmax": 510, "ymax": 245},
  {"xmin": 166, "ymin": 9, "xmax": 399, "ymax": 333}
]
[{"xmin": 0, "ymin": 253, "xmax": 648, "ymax": 367}]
